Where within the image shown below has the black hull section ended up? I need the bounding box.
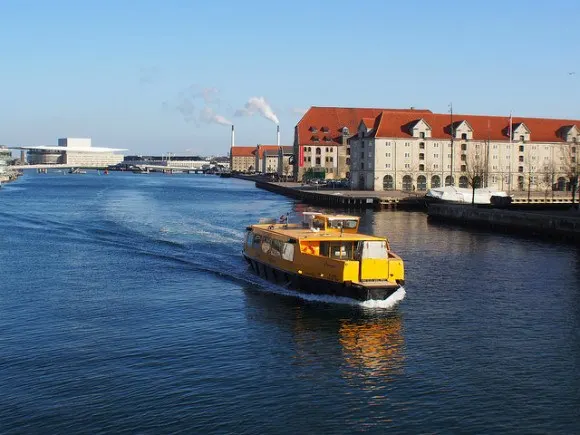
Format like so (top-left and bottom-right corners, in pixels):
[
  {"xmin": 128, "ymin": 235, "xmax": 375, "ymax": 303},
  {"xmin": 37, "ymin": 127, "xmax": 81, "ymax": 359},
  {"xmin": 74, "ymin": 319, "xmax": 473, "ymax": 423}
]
[{"xmin": 243, "ymin": 255, "xmax": 399, "ymax": 302}]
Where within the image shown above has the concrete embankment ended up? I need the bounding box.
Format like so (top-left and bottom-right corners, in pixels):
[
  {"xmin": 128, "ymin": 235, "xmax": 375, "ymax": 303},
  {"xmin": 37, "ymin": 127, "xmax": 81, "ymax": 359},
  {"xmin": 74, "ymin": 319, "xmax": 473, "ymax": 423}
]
[{"xmin": 427, "ymin": 203, "xmax": 580, "ymax": 242}]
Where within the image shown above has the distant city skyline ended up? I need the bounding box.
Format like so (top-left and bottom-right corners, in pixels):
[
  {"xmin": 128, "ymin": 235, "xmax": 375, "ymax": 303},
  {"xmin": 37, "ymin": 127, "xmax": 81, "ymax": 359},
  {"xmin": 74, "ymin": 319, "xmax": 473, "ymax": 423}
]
[{"xmin": 1, "ymin": 0, "xmax": 579, "ymax": 155}]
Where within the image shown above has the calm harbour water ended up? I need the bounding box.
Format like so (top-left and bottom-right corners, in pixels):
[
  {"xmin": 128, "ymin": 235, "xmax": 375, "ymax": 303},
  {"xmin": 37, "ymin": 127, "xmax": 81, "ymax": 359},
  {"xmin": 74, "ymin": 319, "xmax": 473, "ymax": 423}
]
[{"xmin": 0, "ymin": 172, "xmax": 579, "ymax": 434}]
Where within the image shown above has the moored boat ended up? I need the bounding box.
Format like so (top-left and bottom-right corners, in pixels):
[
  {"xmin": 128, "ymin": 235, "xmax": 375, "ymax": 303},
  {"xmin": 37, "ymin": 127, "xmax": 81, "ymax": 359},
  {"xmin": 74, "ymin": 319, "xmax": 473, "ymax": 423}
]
[{"xmin": 242, "ymin": 212, "xmax": 405, "ymax": 301}]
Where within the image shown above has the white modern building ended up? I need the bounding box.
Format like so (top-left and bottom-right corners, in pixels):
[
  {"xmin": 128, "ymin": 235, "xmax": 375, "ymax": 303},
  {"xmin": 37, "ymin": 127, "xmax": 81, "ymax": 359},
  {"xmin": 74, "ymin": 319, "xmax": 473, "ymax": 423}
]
[{"xmin": 14, "ymin": 138, "xmax": 126, "ymax": 167}]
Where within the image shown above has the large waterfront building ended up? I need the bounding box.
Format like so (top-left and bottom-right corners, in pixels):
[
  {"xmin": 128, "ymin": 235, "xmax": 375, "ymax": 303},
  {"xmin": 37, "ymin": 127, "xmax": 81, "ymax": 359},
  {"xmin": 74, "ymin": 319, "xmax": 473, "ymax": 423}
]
[
  {"xmin": 293, "ymin": 107, "xmax": 431, "ymax": 181},
  {"xmin": 230, "ymin": 146, "xmax": 257, "ymax": 172},
  {"xmin": 16, "ymin": 138, "xmax": 125, "ymax": 167},
  {"xmin": 294, "ymin": 107, "xmax": 579, "ymax": 193}
]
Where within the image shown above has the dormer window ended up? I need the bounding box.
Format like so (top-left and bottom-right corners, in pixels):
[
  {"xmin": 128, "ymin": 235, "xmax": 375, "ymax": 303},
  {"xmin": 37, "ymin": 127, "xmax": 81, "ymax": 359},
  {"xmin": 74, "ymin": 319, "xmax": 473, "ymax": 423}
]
[
  {"xmin": 461, "ymin": 133, "xmax": 467, "ymax": 140},
  {"xmin": 309, "ymin": 126, "xmax": 318, "ymax": 133},
  {"xmin": 321, "ymin": 126, "xmax": 329, "ymax": 133},
  {"xmin": 519, "ymin": 135, "xmax": 525, "ymax": 142},
  {"xmin": 420, "ymin": 132, "xmax": 425, "ymax": 139},
  {"xmin": 573, "ymin": 137, "xmax": 577, "ymax": 143},
  {"xmin": 311, "ymin": 135, "xmax": 319, "ymax": 142}
]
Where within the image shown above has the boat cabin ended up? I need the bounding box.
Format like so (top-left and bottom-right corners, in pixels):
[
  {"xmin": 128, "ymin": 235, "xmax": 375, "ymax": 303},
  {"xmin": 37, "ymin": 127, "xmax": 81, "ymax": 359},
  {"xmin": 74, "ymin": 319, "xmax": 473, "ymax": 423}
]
[{"xmin": 301, "ymin": 212, "xmax": 360, "ymax": 234}]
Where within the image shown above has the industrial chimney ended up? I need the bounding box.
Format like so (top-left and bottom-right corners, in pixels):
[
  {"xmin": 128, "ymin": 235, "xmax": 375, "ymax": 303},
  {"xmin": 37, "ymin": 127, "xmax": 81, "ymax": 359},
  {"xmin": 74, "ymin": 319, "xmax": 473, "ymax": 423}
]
[
  {"xmin": 277, "ymin": 125, "xmax": 280, "ymax": 147},
  {"xmin": 231, "ymin": 125, "xmax": 235, "ymax": 148}
]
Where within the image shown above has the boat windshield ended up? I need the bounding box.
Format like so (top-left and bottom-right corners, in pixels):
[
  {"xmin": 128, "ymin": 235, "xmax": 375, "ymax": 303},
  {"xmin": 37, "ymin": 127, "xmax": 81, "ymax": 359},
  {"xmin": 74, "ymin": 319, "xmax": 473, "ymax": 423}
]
[{"xmin": 328, "ymin": 219, "xmax": 358, "ymax": 229}]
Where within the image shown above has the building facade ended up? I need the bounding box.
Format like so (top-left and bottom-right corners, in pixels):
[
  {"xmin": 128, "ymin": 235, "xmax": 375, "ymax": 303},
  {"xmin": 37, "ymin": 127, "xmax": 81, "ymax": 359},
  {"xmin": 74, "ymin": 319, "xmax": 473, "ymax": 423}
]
[
  {"xmin": 24, "ymin": 138, "xmax": 125, "ymax": 167},
  {"xmin": 348, "ymin": 111, "xmax": 579, "ymax": 193},
  {"xmin": 293, "ymin": 107, "xmax": 431, "ymax": 181},
  {"xmin": 230, "ymin": 146, "xmax": 257, "ymax": 172}
]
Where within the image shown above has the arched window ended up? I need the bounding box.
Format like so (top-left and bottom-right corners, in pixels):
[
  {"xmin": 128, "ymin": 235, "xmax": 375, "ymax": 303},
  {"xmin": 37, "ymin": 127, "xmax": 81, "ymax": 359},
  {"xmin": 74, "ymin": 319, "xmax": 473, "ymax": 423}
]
[
  {"xmin": 459, "ymin": 176, "xmax": 469, "ymax": 188},
  {"xmin": 315, "ymin": 147, "xmax": 321, "ymax": 155},
  {"xmin": 445, "ymin": 176, "xmax": 454, "ymax": 186},
  {"xmin": 402, "ymin": 175, "xmax": 413, "ymax": 191},
  {"xmin": 431, "ymin": 175, "xmax": 441, "ymax": 188},
  {"xmin": 417, "ymin": 175, "xmax": 427, "ymax": 191},
  {"xmin": 518, "ymin": 175, "xmax": 525, "ymax": 190},
  {"xmin": 359, "ymin": 174, "xmax": 366, "ymax": 190},
  {"xmin": 383, "ymin": 175, "xmax": 394, "ymax": 190},
  {"xmin": 557, "ymin": 176, "xmax": 566, "ymax": 191}
]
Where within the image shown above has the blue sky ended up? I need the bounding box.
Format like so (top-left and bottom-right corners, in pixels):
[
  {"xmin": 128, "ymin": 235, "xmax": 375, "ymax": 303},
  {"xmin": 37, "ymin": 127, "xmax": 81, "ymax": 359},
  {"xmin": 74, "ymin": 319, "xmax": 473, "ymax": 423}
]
[{"xmin": 1, "ymin": 0, "xmax": 579, "ymax": 156}]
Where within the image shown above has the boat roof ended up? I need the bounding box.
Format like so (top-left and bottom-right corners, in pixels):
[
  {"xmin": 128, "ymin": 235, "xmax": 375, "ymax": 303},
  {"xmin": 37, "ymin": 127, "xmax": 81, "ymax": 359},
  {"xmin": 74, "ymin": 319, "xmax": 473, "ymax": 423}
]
[{"xmin": 251, "ymin": 223, "xmax": 385, "ymax": 242}]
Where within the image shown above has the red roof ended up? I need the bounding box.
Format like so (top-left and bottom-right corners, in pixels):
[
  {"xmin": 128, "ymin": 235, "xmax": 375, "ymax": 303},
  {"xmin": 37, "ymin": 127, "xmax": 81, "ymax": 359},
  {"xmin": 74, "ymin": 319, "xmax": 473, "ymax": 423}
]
[
  {"xmin": 230, "ymin": 146, "xmax": 256, "ymax": 157},
  {"xmin": 371, "ymin": 112, "xmax": 580, "ymax": 142},
  {"xmin": 296, "ymin": 107, "xmax": 432, "ymax": 146},
  {"xmin": 255, "ymin": 145, "xmax": 289, "ymax": 158}
]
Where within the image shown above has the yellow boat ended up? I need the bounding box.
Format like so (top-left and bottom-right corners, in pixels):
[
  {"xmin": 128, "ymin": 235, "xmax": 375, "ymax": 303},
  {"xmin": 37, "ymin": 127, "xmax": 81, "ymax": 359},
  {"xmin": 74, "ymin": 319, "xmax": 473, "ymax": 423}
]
[{"xmin": 242, "ymin": 212, "xmax": 405, "ymax": 301}]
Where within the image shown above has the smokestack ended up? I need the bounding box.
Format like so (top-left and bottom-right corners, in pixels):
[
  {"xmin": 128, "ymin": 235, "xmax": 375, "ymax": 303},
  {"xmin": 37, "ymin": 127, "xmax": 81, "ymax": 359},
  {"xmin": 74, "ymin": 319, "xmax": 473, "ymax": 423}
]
[
  {"xmin": 231, "ymin": 124, "xmax": 235, "ymax": 148},
  {"xmin": 277, "ymin": 125, "xmax": 280, "ymax": 147}
]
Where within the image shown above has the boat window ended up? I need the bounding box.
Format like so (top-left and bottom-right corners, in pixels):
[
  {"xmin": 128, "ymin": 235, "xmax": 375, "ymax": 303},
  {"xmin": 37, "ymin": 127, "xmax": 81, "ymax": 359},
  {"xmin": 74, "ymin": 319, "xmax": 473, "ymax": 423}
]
[
  {"xmin": 312, "ymin": 218, "xmax": 325, "ymax": 230},
  {"xmin": 320, "ymin": 241, "xmax": 354, "ymax": 259},
  {"xmin": 270, "ymin": 239, "xmax": 283, "ymax": 257},
  {"xmin": 328, "ymin": 219, "xmax": 358, "ymax": 229},
  {"xmin": 330, "ymin": 242, "xmax": 354, "ymax": 259},
  {"xmin": 282, "ymin": 243, "xmax": 295, "ymax": 261},
  {"xmin": 246, "ymin": 232, "xmax": 254, "ymax": 246},
  {"xmin": 360, "ymin": 241, "xmax": 388, "ymax": 259},
  {"xmin": 261, "ymin": 237, "xmax": 272, "ymax": 254},
  {"xmin": 320, "ymin": 242, "xmax": 330, "ymax": 257},
  {"xmin": 252, "ymin": 234, "xmax": 261, "ymax": 248}
]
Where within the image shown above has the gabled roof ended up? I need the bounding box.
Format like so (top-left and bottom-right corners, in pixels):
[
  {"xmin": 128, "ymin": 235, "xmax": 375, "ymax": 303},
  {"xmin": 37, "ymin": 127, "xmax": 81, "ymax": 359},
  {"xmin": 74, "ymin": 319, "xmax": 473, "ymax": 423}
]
[
  {"xmin": 231, "ymin": 146, "xmax": 256, "ymax": 157},
  {"xmin": 263, "ymin": 146, "xmax": 293, "ymax": 157},
  {"xmin": 255, "ymin": 145, "xmax": 291, "ymax": 158},
  {"xmin": 296, "ymin": 106, "xmax": 432, "ymax": 145},
  {"xmin": 360, "ymin": 111, "xmax": 580, "ymax": 142}
]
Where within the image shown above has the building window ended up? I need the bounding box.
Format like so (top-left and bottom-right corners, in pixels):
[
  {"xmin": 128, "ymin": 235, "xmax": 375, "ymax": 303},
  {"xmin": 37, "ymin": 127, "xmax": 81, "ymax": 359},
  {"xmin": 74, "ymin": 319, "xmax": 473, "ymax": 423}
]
[
  {"xmin": 316, "ymin": 147, "xmax": 321, "ymax": 155},
  {"xmin": 383, "ymin": 175, "xmax": 394, "ymax": 190},
  {"xmin": 420, "ymin": 132, "xmax": 425, "ymax": 139},
  {"xmin": 518, "ymin": 166, "xmax": 524, "ymax": 172},
  {"xmin": 325, "ymin": 157, "xmax": 329, "ymax": 162},
  {"xmin": 405, "ymin": 142, "xmax": 410, "ymax": 147},
  {"xmin": 461, "ymin": 165, "xmax": 466, "ymax": 172},
  {"xmin": 419, "ymin": 142, "xmax": 425, "ymax": 149},
  {"xmin": 404, "ymin": 152, "xmax": 410, "ymax": 158},
  {"xmin": 461, "ymin": 133, "xmax": 467, "ymax": 140},
  {"xmin": 519, "ymin": 145, "xmax": 524, "ymax": 152},
  {"xmin": 386, "ymin": 152, "xmax": 391, "ymax": 157},
  {"xmin": 346, "ymin": 148, "xmax": 350, "ymax": 155},
  {"xmin": 431, "ymin": 175, "xmax": 441, "ymax": 188},
  {"xmin": 419, "ymin": 153, "xmax": 425, "ymax": 160},
  {"xmin": 404, "ymin": 163, "xmax": 410, "ymax": 169},
  {"xmin": 360, "ymin": 162, "xmax": 364, "ymax": 169},
  {"xmin": 360, "ymin": 152, "xmax": 364, "ymax": 158},
  {"xmin": 386, "ymin": 142, "xmax": 391, "ymax": 146},
  {"xmin": 520, "ymin": 135, "xmax": 525, "ymax": 142},
  {"xmin": 315, "ymin": 157, "xmax": 321, "ymax": 165},
  {"xmin": 434, "ymin": 143, "xmax": 439, "ymax": 148},
  {"xmin": 459, "ymin": 176, "xmax": 469, "ymax": 188},
  {"xmin": 417, "ymin": 175, "xmax": 427, "ymax": 190},
  {"xmin": 519, "ymin": 156, "xmax": 524, "ymax": 162},
  {"xmin": 385, "ymin": 163, "xmax": 391, "ymax": 168},
  {"xmin": 434, "ymin": 153, "xmax": 439, "ymax": 158},
  {"xmin": 461, "ymin": 155, "xmax": 466, "ymax": 161},
  {"xmin": 419, "ymin": 164, "xmax": 425, "ymax": 171},
  {"xmin": 325, "ymin": 147, "xmax": 329, "ymax": 152},
  {"xmin": 433, "ymin": 164, "xmax": 439, "ymax": 169},
  {"xmin": 346, "ymin": 158, "xmax": 350, "ymax": 165},
  {"xmin": 461, "ymin": 143, "xmax": 467, "ymax": 151},
  {"xmin": 402, "ymin": 175, "xmax": 413, "ymax": 191}
]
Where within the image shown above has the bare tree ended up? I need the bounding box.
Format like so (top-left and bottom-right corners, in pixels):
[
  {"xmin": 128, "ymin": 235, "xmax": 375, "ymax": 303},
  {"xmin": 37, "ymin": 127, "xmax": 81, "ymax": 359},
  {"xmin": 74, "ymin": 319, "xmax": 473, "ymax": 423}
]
[
  {"xmin": 558, "ymin": 143, "xmax": 578, "ymax": 205},
  {"xmin": 463, "ymin": 149, "xmax": 486, "ymax": 205}
]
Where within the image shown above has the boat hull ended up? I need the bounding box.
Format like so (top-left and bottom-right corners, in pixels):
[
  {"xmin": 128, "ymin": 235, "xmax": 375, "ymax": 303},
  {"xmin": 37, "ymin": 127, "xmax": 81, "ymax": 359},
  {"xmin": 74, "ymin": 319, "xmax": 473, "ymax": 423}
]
[{"xmin": 243, "ymin": 254, "xmax": 400, "ymax": 301}]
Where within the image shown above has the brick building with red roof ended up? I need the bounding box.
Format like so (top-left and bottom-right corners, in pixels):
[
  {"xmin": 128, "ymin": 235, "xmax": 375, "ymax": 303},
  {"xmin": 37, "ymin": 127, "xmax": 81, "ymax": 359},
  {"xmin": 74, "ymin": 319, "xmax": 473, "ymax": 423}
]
[{"xmin": 294, "ymin": 107, "xmax": 579, "ymax": 194}]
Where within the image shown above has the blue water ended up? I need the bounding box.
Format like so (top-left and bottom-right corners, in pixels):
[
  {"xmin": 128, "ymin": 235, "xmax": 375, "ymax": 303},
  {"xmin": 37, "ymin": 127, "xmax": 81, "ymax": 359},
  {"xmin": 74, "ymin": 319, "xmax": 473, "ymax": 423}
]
[{"xmin": 1, "ymin": 172, "xmax": 579, "ymax": 434}]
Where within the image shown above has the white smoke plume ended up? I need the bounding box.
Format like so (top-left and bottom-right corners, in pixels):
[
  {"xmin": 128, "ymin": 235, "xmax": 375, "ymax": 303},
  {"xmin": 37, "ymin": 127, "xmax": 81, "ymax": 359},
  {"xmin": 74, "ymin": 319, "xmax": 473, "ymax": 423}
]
[
  {"xmin": 200, "ymin": 107, "xmax": 232, "ymax": 126},
  {"xmin": 164, "ymin": 85, "xmax": 223, "ymax": 125},
  {"xmin": 291, "ymin": 107, "xmax": 308, "ymax": 116},
  {"xmin": 235, "ymin": 96, "xmax": 279, "ymax": 124}
]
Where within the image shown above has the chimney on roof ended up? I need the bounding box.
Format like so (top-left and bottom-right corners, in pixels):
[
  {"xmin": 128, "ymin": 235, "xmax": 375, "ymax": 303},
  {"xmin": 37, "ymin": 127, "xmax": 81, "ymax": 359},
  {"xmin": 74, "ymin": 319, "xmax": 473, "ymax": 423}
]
[
  {"xmin": 277, "ymin": 125, "xmax": 280, "ymax": 147},
  {"xmin": 231, "ymin": 125, "xmax": 235, "ymax": 148}
]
